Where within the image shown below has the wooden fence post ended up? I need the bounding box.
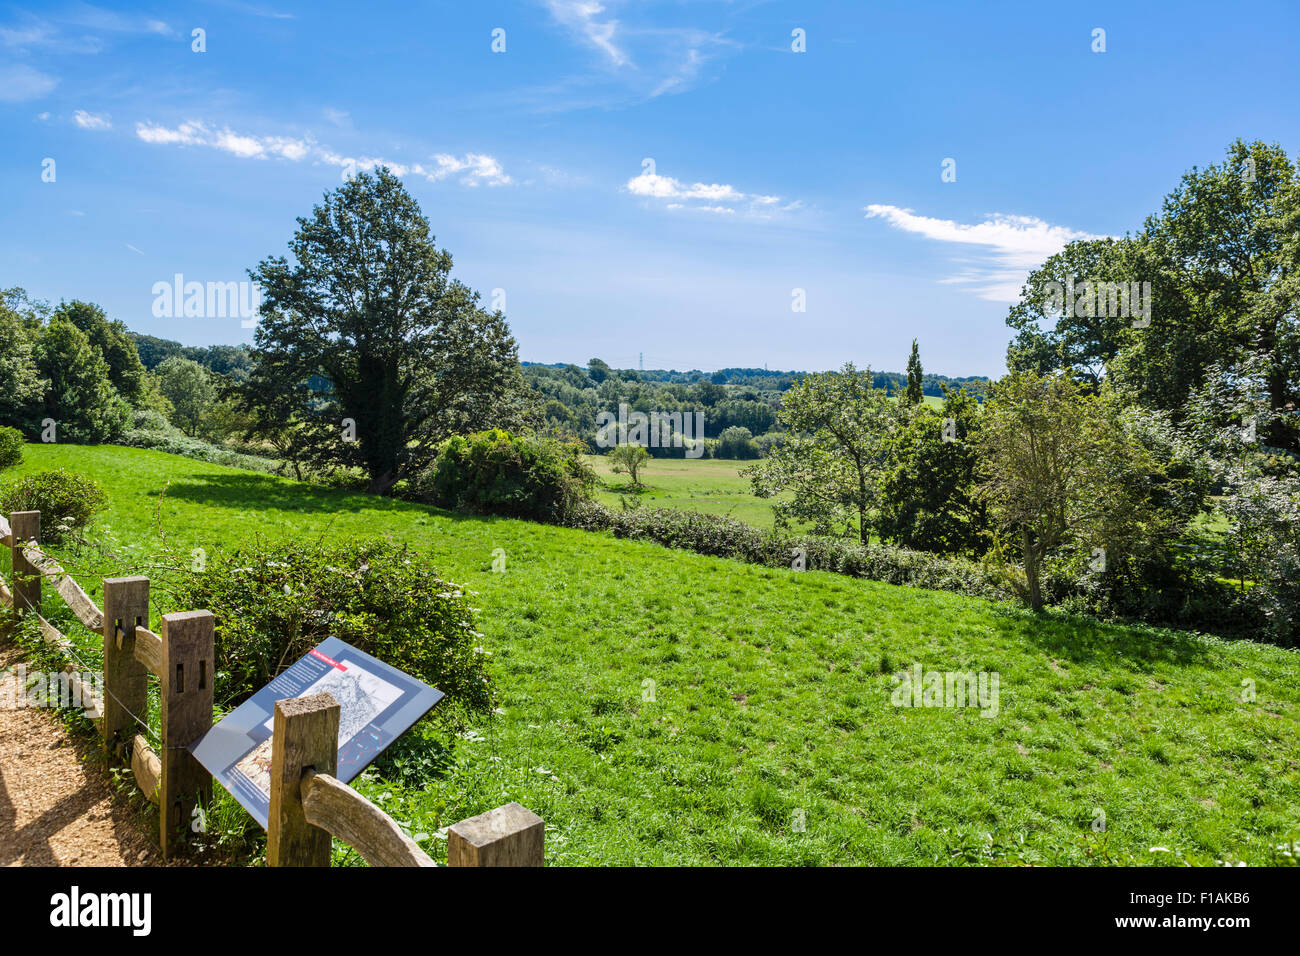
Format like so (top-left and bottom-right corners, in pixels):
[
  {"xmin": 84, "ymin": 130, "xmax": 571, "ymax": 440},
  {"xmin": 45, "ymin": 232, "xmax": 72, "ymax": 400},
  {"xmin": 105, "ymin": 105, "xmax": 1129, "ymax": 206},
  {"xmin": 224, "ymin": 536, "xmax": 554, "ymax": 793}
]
[
  {"xmin": 10, "ymin": 511, "xmax": 40, "ymax": 618},
  {"xmin": 159, "ymin": 610, "xmax": 215, "ymax": 859},
  {"xmin": 102, "ymin": 576, "xmax": 149, "ymax": 760},
  {"xmin": 448, "ymin": 802, "xmax": 545, "ymax": 866},
  {"xmin": 267, "ymin": 693, "xmax": 339, "ymax": 867}
]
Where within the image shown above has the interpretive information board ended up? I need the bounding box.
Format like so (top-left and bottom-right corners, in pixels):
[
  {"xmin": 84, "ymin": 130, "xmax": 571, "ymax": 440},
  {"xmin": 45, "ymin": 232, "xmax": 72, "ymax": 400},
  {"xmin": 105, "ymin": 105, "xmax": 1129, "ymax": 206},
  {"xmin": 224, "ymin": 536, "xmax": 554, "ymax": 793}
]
[{"xmin": 191, "ymin": 637, "xmax": 444, "ymax": 828}]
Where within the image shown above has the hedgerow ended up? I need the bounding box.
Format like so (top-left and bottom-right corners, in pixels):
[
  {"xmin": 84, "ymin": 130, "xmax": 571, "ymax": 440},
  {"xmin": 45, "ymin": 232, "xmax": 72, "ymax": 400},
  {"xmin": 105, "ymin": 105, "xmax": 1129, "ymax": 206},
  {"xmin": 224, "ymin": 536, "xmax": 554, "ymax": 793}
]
[{"xmin": 170, "ymin": 538, "xmax": 495, "ymax": 726}]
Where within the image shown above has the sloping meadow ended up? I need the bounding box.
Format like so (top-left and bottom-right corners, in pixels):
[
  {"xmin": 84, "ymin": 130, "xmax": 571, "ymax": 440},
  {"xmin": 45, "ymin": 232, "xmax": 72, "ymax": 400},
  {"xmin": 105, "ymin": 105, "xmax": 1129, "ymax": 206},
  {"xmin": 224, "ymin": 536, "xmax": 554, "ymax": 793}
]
[{"xmin": 20, "ymin": 444, "xmax": 1300, "ymax": 865}]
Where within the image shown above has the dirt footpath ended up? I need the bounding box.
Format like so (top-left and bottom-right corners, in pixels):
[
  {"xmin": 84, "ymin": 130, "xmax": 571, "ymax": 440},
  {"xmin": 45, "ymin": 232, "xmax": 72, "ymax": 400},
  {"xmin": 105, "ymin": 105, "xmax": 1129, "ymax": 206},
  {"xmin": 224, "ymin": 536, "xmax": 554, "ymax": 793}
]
[{"xmin": 0, "ymin": 644, "xmax": 161, "ymax": 867}]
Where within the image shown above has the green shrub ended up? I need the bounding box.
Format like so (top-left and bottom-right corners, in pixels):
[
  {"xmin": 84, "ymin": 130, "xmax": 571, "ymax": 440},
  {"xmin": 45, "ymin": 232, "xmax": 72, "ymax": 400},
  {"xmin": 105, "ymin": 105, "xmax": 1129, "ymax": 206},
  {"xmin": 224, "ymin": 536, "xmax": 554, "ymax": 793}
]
[
  {"xmin": 169, "ymin": 539, "xmax": 495, "ymax": 725},
  {"xmin": 717, "ymin": 426, "xmax": 761, "ymax": 459},
  {"xmin": 419, "ymin": 428, "xmax": 595, "ymax": 521},
  {"xmin": 565, "ymin": 501, "xmax": 1005, "ymax": 599},
  {"xmin": 753, "ymin": 432, "xmax": 785, "ymax": 458},
  {"xmin": 122, "ymin": 408, "xmax": 282, "ymax": 474},
  {"xmin": 0, "ymin": 469, "xmax": 106, "ymax": 542},
  {"xmin": 0, "ymin": 426, "xmax": 24, "ymax": 470}
]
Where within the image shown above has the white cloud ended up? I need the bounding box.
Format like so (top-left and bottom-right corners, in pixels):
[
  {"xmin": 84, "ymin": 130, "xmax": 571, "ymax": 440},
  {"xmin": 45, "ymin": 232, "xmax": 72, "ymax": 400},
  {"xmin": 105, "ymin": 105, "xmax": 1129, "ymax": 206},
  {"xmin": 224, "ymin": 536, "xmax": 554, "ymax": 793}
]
[
  {"xmin": 136, "ymin": 120, "xmax": 207, "ymax": 146},
  {"xmin": 0, "ymin": 63, "xmax": 57, "ymax": 101},
  {"xmin": 73, "ymin": 109, "xmax": 112, "ymax": 130},
  {"xmin": 864, "ymin": 204, "xmax": 1108, "ymax": 302},
  {"xmin": 428, "ymin": 153, "xmax": 512, "ymax": 186},
  {"xmin": 135, "ymin": 119, "xmax": 512, "ymax": 187},
  {"xmin": 125, "ymin": 243, "xmax": 145, "ymax": 256},
  {"xmin": 136, "ymin": 120, "xmax": 314, "ymax": 161},
  {"xmin": 626, "ymin": 169, "xmax": 786, "ymax": 217},
  {"xmin": 320, "ymin": 151, "xmax": 513, "ymax": 187}
]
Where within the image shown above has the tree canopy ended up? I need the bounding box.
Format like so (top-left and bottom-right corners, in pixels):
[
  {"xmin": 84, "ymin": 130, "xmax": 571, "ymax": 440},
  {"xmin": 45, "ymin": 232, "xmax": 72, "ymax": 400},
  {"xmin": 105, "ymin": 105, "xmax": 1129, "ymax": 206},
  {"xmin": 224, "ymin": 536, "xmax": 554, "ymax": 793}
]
[
  {"xmin": 1007, "ymin": 139, "xmax": 1300, "ymax": 454},
  {"xmin": 240, "ymin": 168, "xmax": 532, "ymax": 493}
]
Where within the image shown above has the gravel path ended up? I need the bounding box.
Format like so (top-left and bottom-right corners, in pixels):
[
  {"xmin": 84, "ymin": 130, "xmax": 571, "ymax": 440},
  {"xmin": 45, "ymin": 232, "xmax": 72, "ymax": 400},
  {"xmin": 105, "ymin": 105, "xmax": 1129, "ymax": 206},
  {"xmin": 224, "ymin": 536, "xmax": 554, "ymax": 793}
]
[{"xmin": 0, "ymin": 644, "xmax": 161, "ymax": 867}]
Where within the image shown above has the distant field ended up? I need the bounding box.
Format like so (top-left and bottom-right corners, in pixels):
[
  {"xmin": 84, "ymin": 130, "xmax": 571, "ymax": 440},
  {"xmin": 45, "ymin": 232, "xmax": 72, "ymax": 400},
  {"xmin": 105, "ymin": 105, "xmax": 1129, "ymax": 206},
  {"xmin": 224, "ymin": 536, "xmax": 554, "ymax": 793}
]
[
  {"xmin": 584, "ymin": 394, "xmax": 942, "ymax": 528},
  {"xmin": 585, "ymin": 454, "xmax": 781, "ymax": 528}
]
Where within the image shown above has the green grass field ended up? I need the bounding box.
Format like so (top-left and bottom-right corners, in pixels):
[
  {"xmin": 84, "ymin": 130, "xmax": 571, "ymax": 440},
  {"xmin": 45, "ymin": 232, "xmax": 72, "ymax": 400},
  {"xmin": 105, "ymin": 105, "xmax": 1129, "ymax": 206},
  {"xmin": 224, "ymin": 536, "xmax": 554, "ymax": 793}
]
[
  {"xmin": 586, "ymin": 454, "xmax": 782, "ymax": 527},
  {"xmin": 12, "ymin": 444, "xmax": 1300, "ymax": 865}
]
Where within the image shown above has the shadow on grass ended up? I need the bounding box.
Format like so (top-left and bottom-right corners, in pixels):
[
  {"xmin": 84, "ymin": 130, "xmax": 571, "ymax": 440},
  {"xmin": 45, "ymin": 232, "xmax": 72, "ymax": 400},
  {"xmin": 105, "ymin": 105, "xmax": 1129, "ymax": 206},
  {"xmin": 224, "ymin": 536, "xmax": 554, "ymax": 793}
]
[
  {"xmin": 148, "ymin": 473, "xmax": 485, "ymax": 523},
  {"xmin": 989, "ymin": 603, "xmax": 1214, "ymax": 670},
  {"xmin": 601, "ymin": 479, "xmax": 652, "ymax": 495}
]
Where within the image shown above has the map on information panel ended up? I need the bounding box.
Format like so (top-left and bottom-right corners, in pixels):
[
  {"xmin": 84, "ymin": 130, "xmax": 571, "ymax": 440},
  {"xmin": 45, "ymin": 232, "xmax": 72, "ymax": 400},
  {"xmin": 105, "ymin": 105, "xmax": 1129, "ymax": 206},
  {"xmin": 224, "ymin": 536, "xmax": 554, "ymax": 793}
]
[{"xmin": 191, "ymin": 637, "xmax": 443, "ymax": 829}]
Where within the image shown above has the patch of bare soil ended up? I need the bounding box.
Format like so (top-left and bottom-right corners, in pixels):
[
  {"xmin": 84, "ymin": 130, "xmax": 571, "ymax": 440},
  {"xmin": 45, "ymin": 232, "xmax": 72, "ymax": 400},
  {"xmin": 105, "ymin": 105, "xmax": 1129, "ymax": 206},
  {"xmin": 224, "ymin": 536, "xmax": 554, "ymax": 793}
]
[{"xmin": 0, "ymin": 644, "xmax": 166, "ymax": 867}]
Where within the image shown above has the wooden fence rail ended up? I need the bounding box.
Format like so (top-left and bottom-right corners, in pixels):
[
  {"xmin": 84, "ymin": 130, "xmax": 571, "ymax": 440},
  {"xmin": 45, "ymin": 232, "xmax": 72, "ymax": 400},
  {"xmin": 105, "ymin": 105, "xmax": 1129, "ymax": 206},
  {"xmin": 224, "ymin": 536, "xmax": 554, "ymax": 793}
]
[{"xmin": 0, "ymin": 508, "xmax": 542, "ymax": 867}]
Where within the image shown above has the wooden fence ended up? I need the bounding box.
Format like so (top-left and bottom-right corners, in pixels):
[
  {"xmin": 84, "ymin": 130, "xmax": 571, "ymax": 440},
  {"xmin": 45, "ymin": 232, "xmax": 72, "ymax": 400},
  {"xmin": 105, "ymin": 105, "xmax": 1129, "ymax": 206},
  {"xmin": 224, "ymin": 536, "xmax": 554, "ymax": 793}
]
[{"xmin": 0, "ymin": 508, "xmax": 542, "ymax": 867}]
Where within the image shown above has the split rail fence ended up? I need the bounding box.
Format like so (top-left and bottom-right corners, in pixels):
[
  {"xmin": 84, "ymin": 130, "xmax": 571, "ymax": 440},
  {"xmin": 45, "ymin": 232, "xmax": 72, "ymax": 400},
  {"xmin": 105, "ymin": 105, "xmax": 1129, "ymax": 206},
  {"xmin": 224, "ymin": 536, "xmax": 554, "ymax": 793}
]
[{"xmin": 0, "ymin": 508, "xmax": 542, "ymax": 867}]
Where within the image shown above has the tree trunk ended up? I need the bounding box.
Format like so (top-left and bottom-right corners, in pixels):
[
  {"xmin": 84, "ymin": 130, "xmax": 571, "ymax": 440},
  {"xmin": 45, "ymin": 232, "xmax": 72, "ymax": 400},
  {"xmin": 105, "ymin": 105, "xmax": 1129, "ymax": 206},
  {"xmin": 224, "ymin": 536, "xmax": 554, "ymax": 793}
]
[
  {"xmin": 1022, "ymin": 526, "xmax": 1043, "ymax": 611},
  {"xmin": 1267, "ymin": 364, "xmax": 1294, "ymax": 453},
  {"xmin": 366, "ymin": 469, "xmax": 396, "ymax": 496}
]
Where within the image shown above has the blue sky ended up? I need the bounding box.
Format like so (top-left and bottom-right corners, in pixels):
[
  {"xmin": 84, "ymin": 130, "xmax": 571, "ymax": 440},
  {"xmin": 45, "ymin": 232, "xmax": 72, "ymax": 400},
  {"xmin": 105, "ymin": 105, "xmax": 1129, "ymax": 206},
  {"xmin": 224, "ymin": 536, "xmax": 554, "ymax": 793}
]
[{"xmin": 3, "ymin": 0, "xmax": 1298, "ymax": 377}]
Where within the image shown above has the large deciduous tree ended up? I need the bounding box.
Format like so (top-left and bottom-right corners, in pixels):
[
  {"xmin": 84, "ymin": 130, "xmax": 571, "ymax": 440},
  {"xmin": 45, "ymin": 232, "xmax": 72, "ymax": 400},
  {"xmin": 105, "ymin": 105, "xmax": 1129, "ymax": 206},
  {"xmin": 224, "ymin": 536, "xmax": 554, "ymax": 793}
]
[
  {"xmin": 877, "ymin": 388, "xmax": 989, "ymax": 556},
  {"xmin": 52, "ymin": 300, "xmax": 149, "ymax": 405},
  {"xmin": 1006, "ymin": 140, "xmax": 1300, "ymax": 454},
  {"xmin": 975, "ymin": 372, "xmax": 1160, "ymax": 611},
  {"xmin": 747, "ymin": 363, "xmax": 900, "ymax": 544},
  {"xmin": 156, "ymin": 356, "xmax": 215, "ymax": 437},
  {"xmin": 241, "ymin": 168, "xmax": 531, "ymax": 493},
  {"xmin": 0, "ymin": 297, "xmax": 45, "ymax": 431},
  {"xmin": 34, "ymin": 318, "xmax": 129, "ymax": 443}
]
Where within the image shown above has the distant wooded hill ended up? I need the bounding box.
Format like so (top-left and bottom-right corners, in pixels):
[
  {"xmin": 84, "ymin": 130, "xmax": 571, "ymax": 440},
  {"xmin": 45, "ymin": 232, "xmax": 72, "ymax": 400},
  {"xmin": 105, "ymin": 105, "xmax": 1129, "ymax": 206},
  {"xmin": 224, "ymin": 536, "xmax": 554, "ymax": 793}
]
[
  {"xmin": 130, "ymin": 332, "xmax": 989, "ymax": 399},
  {"xmin": 521, "ymin": 360, "xmax": 989, "ymax": 397},
  {"xmin": 129, "ymin": 332, "xmax": 989, "ymax": 456}
]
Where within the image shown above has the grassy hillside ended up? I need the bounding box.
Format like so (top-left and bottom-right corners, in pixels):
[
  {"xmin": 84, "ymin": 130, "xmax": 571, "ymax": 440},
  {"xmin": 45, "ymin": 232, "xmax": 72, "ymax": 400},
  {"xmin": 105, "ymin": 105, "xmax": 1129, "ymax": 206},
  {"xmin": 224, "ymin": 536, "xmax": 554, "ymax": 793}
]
[{"xmin": 12, "ymin": 444, "xmax": 1300, "ymax": 865}]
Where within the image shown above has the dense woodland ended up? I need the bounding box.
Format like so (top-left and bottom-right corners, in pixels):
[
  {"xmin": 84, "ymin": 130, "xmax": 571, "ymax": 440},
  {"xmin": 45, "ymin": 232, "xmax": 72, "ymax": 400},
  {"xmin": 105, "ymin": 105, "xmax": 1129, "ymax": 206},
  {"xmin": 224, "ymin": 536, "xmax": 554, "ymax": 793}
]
[{"xmin": 521, "ymin": 357, "xmax": 988, "ymax": 457}]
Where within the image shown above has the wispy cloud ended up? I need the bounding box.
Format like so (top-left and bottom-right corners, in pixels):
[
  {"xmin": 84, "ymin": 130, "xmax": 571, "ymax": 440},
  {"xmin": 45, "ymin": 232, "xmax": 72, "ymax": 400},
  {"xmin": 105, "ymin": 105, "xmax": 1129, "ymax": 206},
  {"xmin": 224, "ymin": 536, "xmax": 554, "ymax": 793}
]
[
  {"xmin": 545, "ymin": 1, "xmax": 628, "ymax": 66},
  {"xmin": 136, "ymin": 120, "xmax": 313, "ymax": 160},
  {"xmin": 0, "ymin": 22, "xmax": 54, "ymax": 47},
  {"xmin": 864, "ymin": 204, "xmax": 1107, "ymax": 302},
  {"xmin": 125, "ymin": 243, "xmax": 145, "ymax": 256},
  {"xmin": 532, "ymin": 1, "xmax": 737, "ymax": 109},
  {"xmin": 134, "ymin": 119, "xmax": 512, "ymax": 186},
  {"xmin": 73, "ymin": 109, "xmax": 112, "ymax": 130},
  {"xmin": 626, "ymin": 168, "xmax": 788, "ymax": 217},
  {"xmin": 319, "ymin": 150, "xmax": 513, "ymax": 187},
  {"xmin": 2, "ymin": 6, "xmax": 175, "ymax": 52},
  {"xmin": 0, "ymin": 64, "xmax": 57, "ymax": 101}
]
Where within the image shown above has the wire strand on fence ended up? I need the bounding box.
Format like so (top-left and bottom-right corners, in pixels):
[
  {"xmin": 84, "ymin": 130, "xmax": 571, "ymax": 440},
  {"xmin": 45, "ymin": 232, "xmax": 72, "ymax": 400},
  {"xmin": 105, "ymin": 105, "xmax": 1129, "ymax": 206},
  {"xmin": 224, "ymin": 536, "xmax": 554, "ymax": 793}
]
[{"xmin": 12, "ymin": 587, "xmax": 161, "ymax": 747}]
